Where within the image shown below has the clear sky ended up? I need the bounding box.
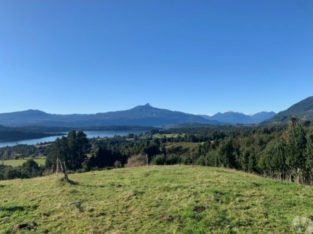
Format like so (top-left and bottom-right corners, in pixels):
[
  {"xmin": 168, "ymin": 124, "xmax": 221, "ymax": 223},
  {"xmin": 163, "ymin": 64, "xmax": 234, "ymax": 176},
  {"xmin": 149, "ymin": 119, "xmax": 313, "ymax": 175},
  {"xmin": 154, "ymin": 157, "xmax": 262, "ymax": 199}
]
[{"xmin": 0, "ymin": 1, "xmax": 313, "ymax": 115}]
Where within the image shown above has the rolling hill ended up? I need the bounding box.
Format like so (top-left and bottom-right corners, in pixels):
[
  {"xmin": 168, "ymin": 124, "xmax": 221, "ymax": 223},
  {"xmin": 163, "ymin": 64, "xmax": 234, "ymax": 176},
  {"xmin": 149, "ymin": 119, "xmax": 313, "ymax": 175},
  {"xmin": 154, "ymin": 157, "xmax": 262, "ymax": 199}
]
[
  {"xmin": 0, "ymin": 104, "xmax": 218, "ymax": 128},
  {"xmin": 268, "ymin": 96, "xmax": 313, "ymax": 124},
  {"xmin": 0, "ymin": 166, "xmax": 311, "ymax": 233}
]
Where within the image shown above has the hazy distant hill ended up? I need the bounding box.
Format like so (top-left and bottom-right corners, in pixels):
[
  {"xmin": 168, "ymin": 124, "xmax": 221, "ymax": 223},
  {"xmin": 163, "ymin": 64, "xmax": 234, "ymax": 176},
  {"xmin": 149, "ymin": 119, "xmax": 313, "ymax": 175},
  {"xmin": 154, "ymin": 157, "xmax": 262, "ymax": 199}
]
[
  {"xmin": 0, "ymin": 125, "xmax": 55, "ymax": 142},
  {"xmin": 268, "ymin": 96, "xmax": 313, "ymax": 123},
  {"xmin": 0, "ymin": 104, "xmax": 218, "ymax": 128},
  {"xmin": 208, "ymin": 111, "xmax": 276, "ymax": 125}
]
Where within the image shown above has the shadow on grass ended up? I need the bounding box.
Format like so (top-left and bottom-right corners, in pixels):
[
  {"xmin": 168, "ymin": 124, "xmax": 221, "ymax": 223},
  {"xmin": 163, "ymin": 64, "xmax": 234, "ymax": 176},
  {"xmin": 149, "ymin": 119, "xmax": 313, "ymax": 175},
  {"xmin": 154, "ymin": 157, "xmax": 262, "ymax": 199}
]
[
  {"xmin": 58, "ymin": 177, "xmax": 79, "ymax": 186},
  {"xmin": 0, "ymin": 206, "xmax": 26, "ymax": 212},
  {"xmin": 79, "ymin": 184, "xmax": 105, "ymax": 188},
  {"xmin": 79, "ymin": 182, "xmax": 124, "ymax": 189},
  {"xmin": 67, "ymin": 179, "xmax": 79, "ymax": 185},
  {"xmin": 0, "ymin": 205, "xmax": 26, "ymax": 213}
]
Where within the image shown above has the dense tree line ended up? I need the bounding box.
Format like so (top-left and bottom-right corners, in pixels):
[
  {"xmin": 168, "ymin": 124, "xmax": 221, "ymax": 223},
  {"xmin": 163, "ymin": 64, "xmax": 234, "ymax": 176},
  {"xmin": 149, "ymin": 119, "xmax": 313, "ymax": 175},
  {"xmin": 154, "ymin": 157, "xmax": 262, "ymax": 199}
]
[
  {"xmin": 0, "ymin": 159, "xmax": 43, "ymax": 180},
  {"xmin": 162, "ymin": 119, "xmax": 313, "ymax": 184},
  {"xmin": 45, "ymin": 131, "xmax": 90, "ymax": 172},
  {"xmin": 260, "ymin": 119, "xmax": 313, "ymax": 183},
  {"xmin": 0, "ymin": 145, "xmax": 48, "ymax": 160},
  {"xmin": 2, "ymin": 121, "xmax": 313, "ymax": 185}
]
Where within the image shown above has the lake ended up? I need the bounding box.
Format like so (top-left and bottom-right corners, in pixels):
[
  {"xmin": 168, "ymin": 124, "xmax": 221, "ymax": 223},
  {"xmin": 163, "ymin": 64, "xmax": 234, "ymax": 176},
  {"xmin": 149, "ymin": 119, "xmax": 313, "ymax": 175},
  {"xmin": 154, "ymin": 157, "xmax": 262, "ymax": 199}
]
[{"xmin": 0, "ymin": 130, "xmax": 145, "ymax": 148}]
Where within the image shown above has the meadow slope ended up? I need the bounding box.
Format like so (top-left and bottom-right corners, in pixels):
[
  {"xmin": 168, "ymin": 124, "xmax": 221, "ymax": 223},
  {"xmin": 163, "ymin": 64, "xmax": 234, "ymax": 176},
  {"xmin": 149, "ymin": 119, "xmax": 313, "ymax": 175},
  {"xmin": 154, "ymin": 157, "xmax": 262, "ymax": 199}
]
[{"xmin": 0, "ymin": 166, "xmax": 313, "ymax": 233}]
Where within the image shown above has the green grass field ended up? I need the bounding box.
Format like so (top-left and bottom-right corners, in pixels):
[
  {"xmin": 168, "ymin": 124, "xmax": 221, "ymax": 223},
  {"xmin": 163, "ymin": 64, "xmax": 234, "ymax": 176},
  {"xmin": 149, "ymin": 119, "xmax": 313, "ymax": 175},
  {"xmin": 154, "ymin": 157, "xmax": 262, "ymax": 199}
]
[
  {"xmin": 152, "ymin": 133, "xmax": 185, "ymax": 139},
  {"xmin": 1, "ymin": 157, "xmax": 46, "ymax": 167},
  {"xmin": 0, "ymin": 166, "xmax": 313, "ymax": 233}
]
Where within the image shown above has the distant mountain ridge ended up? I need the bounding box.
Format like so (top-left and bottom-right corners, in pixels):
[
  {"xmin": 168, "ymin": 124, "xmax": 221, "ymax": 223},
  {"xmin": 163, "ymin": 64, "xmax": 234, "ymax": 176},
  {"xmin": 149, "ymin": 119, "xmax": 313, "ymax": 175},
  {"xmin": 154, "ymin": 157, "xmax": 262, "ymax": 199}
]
[
  {"xmin": 207, "ymin": 111, "xmax": 276, "ymax": 125},
  {"xmin": 0, "ymin": 125, "xmax": 57, "ymax": 142},
  {"xmin": 3, "ymin": 96, "xmax": 313, "ymax": 127},
  {"xmin": 0, "ymin": 104, "xmax": 219, "ymax": 128},
  {"xmin": 268, "ymin": 96, "xmax": 313, "ymax": 124}
]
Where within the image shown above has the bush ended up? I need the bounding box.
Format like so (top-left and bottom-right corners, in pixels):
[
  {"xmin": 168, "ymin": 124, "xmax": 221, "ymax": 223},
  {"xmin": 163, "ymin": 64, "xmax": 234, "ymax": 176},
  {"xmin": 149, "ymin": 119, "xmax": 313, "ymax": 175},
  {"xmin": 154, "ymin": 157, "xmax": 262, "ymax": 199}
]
[
  {"xmin": 0, "ymin": 165, "xmax": 21, "ymax": 180},
  {"xmin": 150, "ymin": 154, "xmax": 181, "ymax": 165},
  {"xmin": 166, "ymin": 154, "xmax": 181, "ymax": 165},
  {"xmin": 114, "ymin": 161, "xmax": 122, "ymax": 168},
  {"xmin": 151, "ymin": 154, "xmax": 166, "ymax": 165},
  {"xmin": 126, "ymin": 155, "xmax": 147, "ymax": 167},
  {"xmin": 20, "ymin": 159, "xmax": 42, "ymax": 178},
  {"xmin": 0, "ymin": 160, "xmax": 43, "ymax": 180},
  {"xmin": 86, "ymin": 147, "xmax": 127, "ymax": 170}
]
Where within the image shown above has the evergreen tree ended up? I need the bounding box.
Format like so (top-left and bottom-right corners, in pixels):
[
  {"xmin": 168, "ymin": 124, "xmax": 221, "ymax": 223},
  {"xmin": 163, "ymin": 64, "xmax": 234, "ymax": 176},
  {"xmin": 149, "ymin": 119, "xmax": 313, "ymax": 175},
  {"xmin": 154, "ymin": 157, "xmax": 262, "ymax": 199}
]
[
  {"xmin": 87, "ymin": 146, "xmax": 127, "ymax": 169},
  {"xmin": 46, "ymin": 131, "xmax": 89, "ymax": 172},
  {"xmin": 269, "ymin": 141, "xmax": 287, "ymax": 180},
  {"xmin": 285, "ymin": 119, "xmax": 307, "ymax": 183},
  {"xmin": 67, "ymin": 131, "xmax": 89, "ymax": 170},
  {"xmin": 305, "ymin": 126, "xmax": 313, "ymax": 183},
  {"xmin": 247, "ymin": 150, "xmax": 257, "ymax": 173},
  {"xmin": 218, "ymin": 139, "xmax": 237, "ymax": 168},
  {"xmin": 240, "ymin": 149, "xmax": 250, "ymax": 172}
]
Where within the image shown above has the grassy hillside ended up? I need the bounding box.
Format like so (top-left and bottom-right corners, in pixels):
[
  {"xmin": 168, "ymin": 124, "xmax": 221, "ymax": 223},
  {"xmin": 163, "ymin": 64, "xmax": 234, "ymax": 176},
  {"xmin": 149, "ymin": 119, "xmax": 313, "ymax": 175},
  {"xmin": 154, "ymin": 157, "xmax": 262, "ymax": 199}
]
[
  {"xmin": 0, "ymin": 166, "xmax": 313, "ymax": 233},
  {"xmin": 2, "ymin": 157, "xmax": 46, "ymax": 167}
]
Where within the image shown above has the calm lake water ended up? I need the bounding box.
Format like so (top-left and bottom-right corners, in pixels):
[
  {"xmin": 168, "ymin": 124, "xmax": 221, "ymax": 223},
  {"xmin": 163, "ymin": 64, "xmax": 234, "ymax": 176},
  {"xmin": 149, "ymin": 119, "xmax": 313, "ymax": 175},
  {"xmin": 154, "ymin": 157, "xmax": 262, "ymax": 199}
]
[{"xmin": 0, "ymin": 130, "xmax": 145, "ymax": 148}]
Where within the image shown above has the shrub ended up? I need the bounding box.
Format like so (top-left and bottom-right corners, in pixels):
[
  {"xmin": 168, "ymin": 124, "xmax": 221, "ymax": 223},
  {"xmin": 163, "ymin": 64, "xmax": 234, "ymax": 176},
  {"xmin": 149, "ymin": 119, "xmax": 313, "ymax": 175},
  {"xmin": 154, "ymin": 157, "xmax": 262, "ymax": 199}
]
[
  {"xmin": 114, "ymin": 161, "xmax": 122, "ymax": 168},
  {"xmin": 20, "ymin": 159, "xmax": 42, "ymax": 178},
  {"xmin": 151, "ymin": 154, "xmax": 166, "ymax": 165},
  {"xmin": 126, "ymin": 155, "xmax": 147, "ymax": 167}
]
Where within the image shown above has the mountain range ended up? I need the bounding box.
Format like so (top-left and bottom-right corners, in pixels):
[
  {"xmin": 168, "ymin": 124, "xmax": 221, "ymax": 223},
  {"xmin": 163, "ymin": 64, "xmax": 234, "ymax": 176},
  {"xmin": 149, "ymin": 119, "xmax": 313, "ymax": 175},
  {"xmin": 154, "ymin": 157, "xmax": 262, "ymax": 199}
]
[
  {"xmin": 208, "ymin": 111, "xmax": 276, "ymax": 125},
  {"xmin": 0, "ymin": 104, "xmax": 216, "ymax": 128},
  {"xmin": 0, "ymin": 104, "xmax": 275, "ymax": 128},
  {"xmin": 1, "ymin": 96, "xmax": 313, "ymax": 128},
  {"xmin": 267, "ymin": 96, "xmax": 313, "ymax": 124}
]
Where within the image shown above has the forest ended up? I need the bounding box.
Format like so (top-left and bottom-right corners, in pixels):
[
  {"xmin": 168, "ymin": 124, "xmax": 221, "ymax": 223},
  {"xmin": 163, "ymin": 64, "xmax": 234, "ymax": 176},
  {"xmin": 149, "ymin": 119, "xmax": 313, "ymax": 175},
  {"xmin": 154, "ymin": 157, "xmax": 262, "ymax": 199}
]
[{"xmin": 1, "ymin": 118, "xmax": 313, "ymax": 185}]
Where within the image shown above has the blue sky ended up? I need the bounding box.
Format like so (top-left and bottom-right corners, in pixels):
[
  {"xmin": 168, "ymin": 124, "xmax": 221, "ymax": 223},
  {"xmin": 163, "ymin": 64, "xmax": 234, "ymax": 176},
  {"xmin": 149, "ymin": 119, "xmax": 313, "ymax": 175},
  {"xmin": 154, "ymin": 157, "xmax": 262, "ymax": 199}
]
[{"xmin": 0, "ymin": 1, "xmax": 313, "ymax": 115}]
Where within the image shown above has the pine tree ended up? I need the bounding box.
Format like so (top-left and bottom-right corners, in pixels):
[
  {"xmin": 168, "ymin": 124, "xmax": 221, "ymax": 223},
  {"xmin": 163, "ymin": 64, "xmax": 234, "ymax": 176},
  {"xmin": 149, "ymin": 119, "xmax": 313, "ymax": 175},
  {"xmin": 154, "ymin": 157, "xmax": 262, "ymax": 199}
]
[
  {"xmin": 218, "ymin": 139, "xmax": 237, "ymax": 168},
  {"xmin": 270, "ymin": 141, "xmax": 287, "ymax": 180},
  {"xmin": 248, "ymin": 150, "xmax": 257, "ymax": 173},
  {"xmin": 285, "ymin": 119, "xmax": 307, "ymax": 183},
  {"xmin": 46, "ymin": 131, "xmax": 89, "ymax": 173},
  {"xmin": 305, "ymin": 126, "xmax": 313, "ymax": 184}
]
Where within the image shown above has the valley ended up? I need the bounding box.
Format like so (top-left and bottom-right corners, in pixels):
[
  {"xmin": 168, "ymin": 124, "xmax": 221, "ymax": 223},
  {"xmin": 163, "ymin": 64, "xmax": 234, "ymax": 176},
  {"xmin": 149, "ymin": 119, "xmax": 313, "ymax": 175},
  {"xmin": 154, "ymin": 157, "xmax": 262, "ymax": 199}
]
[{"xmin": 1, "ymin": 1, "xmax": 312, "ymax": 233}]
